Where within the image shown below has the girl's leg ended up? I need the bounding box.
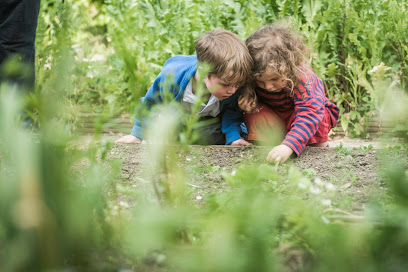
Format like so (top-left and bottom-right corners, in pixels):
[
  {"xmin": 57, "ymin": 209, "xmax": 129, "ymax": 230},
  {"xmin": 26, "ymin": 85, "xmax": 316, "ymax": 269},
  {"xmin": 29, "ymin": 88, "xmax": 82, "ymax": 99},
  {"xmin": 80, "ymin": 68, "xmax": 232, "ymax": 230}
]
[
  {"xmin": 307, "ymin": 108, "xmax": 333, "ymax": 147},
  {"xmin": 309, "ymin": 142, "xmax": 328, "ymax": 147},
  {"xmin": 243, "ymin": 104, "xmax": 286, "ymax": 145}
]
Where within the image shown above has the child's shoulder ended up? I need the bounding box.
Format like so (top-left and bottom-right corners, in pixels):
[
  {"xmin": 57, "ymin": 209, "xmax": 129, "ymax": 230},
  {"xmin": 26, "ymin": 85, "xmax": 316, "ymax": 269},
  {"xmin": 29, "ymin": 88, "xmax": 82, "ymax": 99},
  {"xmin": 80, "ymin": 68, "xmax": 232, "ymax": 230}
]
[
  {"xmin": 163, "ymin": 55, "xmax": 197, "ymax": 68},
  {"xmin": 298, "ymin": 66, "xmax": 316, "ymax": 81},
  {"xmin": 157, "ymin": 55, "xmax": 198, "ymax": 89},
  {"xmin": 298, "ymin": 67, "xmax": 321, "ymax": 87},
  {"xmin": 159, "ymin": 55, "xmax": 197, "ymax": 78}
]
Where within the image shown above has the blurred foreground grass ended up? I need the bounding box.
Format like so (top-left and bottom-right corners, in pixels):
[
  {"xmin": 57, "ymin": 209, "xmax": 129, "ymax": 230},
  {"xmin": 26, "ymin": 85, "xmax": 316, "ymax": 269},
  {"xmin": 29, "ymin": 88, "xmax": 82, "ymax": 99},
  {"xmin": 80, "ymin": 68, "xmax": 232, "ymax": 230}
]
[
  {"xmin": 1, "ymin": 77, "xmax": 408, "ymax": 270},
  {"xmin": 1, "ymin": 0, "xmax": 408, "ymax": 270}
]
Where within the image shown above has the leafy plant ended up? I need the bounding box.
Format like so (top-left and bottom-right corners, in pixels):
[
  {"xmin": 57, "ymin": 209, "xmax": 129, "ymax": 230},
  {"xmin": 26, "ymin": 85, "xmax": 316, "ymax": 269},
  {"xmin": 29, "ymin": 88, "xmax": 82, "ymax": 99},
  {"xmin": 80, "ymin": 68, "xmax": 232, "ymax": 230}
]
[
  {"xmin": 29, "ymin": 0, "xmax": 408, "ymax": 138},
  {"xmin": 335, "ymin": 141, "xmax": 350, "ymax": 156},
  {"xmin": 360, "ymin": 144, "xmax": 374, "ymax": 156}
]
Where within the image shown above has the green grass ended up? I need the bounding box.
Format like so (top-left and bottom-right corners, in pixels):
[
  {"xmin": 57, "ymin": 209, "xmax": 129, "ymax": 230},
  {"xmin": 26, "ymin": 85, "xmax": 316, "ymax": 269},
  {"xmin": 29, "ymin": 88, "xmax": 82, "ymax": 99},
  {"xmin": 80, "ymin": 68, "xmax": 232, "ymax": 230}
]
[{"xmin": 1, "ymin": 0, "xmax": 408, "ymax": 270}]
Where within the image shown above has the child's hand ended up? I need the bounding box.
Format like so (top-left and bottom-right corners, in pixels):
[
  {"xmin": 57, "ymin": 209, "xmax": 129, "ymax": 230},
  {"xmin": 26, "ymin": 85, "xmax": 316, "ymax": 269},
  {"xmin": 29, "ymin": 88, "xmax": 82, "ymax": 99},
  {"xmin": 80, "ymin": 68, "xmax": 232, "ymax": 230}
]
[
  {"xmin": 267, "ymin": 144, "xmax": 293, "ymax": 163},
  {"xmin": 115, "ymin": 134, "xmax": 143, "ymax": 144},
  {"xmin": 231, "ymin": 139, "xmax": 251, "ymax": 146},
  {"xmin": 238, "ymin": 93, "xmax": 258, "ymax": 113}
]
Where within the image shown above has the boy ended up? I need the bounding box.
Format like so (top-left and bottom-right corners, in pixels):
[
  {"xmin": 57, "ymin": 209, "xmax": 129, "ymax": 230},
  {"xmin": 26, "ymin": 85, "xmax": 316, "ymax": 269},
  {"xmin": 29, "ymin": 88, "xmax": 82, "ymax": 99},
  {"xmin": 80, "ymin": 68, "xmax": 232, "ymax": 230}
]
[{"xmin": 116, "ymin": 29, "xmax": 253, "ymax": 145}]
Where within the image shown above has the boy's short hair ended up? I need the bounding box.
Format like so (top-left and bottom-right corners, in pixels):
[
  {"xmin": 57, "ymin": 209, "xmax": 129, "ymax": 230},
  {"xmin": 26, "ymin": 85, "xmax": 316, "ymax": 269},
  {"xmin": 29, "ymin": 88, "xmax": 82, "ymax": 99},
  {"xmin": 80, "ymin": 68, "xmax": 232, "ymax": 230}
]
[{"xmin": 195, "ymin": 29, "xmax": 253, "ymax": 86}]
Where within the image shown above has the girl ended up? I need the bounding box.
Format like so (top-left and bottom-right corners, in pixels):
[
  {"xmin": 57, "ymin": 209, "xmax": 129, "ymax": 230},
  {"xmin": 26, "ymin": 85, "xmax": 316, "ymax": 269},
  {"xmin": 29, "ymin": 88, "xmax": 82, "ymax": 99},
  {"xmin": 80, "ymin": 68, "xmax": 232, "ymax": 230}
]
[{"xmin": 239, "ymin": 23, "xmax": 340, "ymax": 163}]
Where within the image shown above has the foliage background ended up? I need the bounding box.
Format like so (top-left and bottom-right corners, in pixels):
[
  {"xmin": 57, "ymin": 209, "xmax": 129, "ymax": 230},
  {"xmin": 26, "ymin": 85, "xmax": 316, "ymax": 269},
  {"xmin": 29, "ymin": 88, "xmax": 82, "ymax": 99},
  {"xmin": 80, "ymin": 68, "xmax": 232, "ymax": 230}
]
[
  {"xmin": 1, "ymin": 0, "xmax": 408, "ymax": 271},
  {"xmin": 34, "ymin": 0, "xmax": 408, "ymax": 136}
]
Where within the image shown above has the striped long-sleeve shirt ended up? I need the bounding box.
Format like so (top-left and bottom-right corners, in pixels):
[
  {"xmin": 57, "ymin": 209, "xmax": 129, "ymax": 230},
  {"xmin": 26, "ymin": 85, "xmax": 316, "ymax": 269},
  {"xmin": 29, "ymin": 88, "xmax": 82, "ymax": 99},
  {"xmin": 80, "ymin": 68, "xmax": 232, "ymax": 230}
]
[{"xmin": 255, "ymin": 69, "xmax": 339, "ymax": 155}]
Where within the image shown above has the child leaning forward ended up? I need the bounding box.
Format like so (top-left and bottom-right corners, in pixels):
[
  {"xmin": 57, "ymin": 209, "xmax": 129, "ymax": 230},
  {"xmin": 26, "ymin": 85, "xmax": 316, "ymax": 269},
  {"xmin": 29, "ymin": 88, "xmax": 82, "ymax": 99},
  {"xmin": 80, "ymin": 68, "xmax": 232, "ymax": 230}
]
[
  {"xmin": 239, "ymin": 23, "xmax": 340, "ymax": 163},
  {"xmin": 116, "ymin": 29, "xmax": 253, "ymax": 146}
]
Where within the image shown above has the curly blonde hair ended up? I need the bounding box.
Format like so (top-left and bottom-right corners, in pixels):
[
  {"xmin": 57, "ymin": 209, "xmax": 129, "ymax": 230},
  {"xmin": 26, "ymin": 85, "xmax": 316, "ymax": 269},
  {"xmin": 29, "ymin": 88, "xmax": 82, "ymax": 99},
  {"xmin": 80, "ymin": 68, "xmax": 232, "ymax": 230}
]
[{"xmin": 246, "ymin": 23, "xmax": 311, "ymax": 91}]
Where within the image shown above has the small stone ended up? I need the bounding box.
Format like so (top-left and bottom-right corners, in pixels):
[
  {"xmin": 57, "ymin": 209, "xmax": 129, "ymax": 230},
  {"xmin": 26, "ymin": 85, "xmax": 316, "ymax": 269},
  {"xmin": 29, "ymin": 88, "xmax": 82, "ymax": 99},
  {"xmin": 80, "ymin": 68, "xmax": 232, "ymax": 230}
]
[
  {"xmin": 298, "ymin": 182, "xmax": 307, "ymax": 189},
  {"xmin": 119, "ymin": 201, "xmax": 129, "ymax": 208},
  {"xmin": 321, "ymin": 199, "xmax": 332, "ymax": 206},
  {"xmin": 310, "ymin": 186, "xmax": 321, "ymax": 194},
  {"xmin": 325, "ymin": 182, "xmax": 336, "ymax": 191},
  {"xmin": 314, "ymin": 177, "xmax": 323, "ymax": 185},
  {"xmin": 340, "ymin": 182, "xmax": 352, "ymax": 189}
]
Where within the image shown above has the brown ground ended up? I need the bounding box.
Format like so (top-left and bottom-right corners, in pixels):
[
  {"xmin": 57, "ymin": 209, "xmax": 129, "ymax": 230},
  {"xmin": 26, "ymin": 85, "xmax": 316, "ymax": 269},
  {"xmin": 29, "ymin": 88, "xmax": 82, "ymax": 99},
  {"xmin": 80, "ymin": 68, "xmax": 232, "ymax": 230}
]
[
  {"xmin": 107, "ymin": 141, "xmax": 400, "ymax": 214},
  {"xmin": 97, "ymin": 140, "xmax": 407, "ymax": 271}
]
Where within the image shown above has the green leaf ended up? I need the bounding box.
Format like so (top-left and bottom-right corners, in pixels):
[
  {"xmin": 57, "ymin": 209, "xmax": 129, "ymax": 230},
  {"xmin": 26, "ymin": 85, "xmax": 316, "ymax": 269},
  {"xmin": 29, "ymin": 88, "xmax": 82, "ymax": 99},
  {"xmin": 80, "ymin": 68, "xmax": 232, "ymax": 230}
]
[
  {"xmin": 327, "ymin": 62, "xmax": 337, "ymax": 77},
  {"xmin": 341, "ymin": 115, "xmax": 349, "ymax": 132},
  {"xmin": 350, "ymin": 111, "xmax": 357, "ymax": 120}
]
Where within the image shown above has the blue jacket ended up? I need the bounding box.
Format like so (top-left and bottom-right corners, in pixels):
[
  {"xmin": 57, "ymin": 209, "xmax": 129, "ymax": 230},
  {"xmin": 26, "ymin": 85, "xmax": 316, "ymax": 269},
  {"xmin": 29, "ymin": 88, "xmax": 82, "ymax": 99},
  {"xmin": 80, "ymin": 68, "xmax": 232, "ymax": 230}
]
[{"xmin": 131, "ymin": 55, "xmax": 244, "ymax": 145}]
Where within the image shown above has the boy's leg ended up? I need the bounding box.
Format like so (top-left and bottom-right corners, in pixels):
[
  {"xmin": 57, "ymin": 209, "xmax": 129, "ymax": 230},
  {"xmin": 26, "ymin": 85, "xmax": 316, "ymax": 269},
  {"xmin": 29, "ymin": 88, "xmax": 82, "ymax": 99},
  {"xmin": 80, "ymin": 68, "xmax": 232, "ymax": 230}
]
[{"xmin": 193, "ymin": 116, "xmax": 225, "ymax": 145}]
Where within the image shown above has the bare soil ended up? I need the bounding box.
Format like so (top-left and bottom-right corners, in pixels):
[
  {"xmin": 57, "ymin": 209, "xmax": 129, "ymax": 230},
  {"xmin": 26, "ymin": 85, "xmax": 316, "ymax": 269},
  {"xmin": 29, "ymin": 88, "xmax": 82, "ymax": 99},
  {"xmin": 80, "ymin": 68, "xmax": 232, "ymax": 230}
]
[
  {"xmin": 95, "ymin": 141, "xmax": 408, "ymax": 271},
  {"xmin": 107, "ymin": 142, "xmax": 400, "ymax": 214}
]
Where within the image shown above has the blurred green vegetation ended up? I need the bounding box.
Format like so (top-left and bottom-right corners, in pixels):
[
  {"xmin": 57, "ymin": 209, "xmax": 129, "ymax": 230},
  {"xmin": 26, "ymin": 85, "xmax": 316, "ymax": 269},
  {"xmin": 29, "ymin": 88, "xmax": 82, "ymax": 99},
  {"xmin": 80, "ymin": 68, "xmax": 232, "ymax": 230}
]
[
  {"xmin": 32, "ymin": 0, "xmax": 408, "ymax": 137},
  {"xmin": 1, "ymin": 0, "xmax": 408, "ymax": 271}
]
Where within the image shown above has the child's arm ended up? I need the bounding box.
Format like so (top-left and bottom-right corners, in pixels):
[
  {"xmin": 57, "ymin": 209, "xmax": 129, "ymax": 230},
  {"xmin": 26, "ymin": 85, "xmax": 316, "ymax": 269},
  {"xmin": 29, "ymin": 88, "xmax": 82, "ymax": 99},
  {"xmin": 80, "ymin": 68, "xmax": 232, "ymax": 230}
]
[
  {"xmin": 115, "ymin": 56, "xmax": 197, "ymax": 144},
  {"xmin": 268, "ymin": 73, "xmax": 329, "ymax": 161},
  {"xmin": 115, "ymin": 83, "xmax": 160, "ymax": 144},
  {"xmin": 222, "ymin": 108, "xmax": 248, "ymax": 145},
  {"xmin": 221, "ymin": 93, "xmax": 250, "ymax": 145},
  {"xmin": 278, "ymin": 73, "xmax": 326, "ymax": 157}
]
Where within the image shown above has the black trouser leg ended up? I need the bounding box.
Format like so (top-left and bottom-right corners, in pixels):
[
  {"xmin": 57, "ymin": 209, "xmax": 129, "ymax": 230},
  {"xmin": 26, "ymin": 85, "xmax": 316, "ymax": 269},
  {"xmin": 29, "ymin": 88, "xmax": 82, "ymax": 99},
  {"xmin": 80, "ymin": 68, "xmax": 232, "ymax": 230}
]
[
  {"xmin": 193, "ymin": 116, "xmax": 226, "ymax": 145},
  {"xmin": 0, "ymin": 0, "xmax": 41, "ymax": 90}
]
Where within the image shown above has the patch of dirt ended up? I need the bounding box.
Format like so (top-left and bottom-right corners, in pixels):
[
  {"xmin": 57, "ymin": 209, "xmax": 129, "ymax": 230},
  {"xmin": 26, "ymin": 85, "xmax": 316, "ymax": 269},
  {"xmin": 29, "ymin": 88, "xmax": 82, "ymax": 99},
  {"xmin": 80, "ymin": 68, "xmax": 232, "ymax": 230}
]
[
  {"xmin": 293, "ymin": 147, "xmax": 385, "ymax": 212},
  {"xmin": 107, "ymin": 144, "xmax": 402, "ymax": 214}
]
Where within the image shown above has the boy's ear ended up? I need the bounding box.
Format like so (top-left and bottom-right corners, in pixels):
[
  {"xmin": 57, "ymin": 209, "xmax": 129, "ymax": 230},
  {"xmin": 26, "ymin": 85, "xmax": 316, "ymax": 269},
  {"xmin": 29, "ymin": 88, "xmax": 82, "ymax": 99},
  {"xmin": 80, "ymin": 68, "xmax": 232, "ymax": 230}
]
[
  {"xmin": 196, "ymin": 66, "xmax": 210, "ymax": 77},
  {"xmin": 196, "ymin": 62, "xmax": 212, "ymax": 78},
  {"xmin": 195, "ymin": 67, "xmax": 204, "ymax": 82}
]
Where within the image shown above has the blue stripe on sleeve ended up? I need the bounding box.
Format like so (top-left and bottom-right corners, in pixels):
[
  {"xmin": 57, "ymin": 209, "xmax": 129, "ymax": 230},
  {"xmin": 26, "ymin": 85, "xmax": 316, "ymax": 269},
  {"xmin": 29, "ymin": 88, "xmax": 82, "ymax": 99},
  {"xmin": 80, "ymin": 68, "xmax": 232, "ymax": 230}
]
[
  {"xmin": 290, "ymin": 128, "xmax": 309, "ymax": 144},
  {"xmin": 283, "ymin": 138, "xmax": 301, "ymax": 155},
  {"xmin": 293, "ymin": 123, "xmax": 312, "ymax": 139}
]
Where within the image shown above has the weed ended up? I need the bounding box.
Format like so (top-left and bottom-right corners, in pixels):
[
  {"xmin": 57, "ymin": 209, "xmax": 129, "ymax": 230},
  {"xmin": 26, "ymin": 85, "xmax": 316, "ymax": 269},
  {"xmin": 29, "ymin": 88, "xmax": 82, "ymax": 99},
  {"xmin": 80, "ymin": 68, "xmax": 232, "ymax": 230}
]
[
  {"xmin": 349, "ymin": 171, "xmax": 361, "ymax": 185},
  {"xmin": 359, "ymin": 144, "xmax": 373, "ymax": 156},
  {"xmin": 302, "ymin": 168, "xmax": 317, "ymax": 180},
  {"xmin": 335, "ymin": 142, "xmax": 350, "ymax": 156}
]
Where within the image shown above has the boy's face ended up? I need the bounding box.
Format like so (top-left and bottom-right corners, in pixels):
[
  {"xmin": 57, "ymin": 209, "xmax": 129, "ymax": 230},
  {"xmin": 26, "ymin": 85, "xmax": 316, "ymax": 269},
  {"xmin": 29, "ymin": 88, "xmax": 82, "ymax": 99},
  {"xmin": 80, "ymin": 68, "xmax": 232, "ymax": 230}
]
[
  {"xmin": 255, "ymin": 69, "xmax": 288, "ymax": 92},
  {"xmin": 204, "ymin": 75, "xmax": 239, "ymax": 100}
]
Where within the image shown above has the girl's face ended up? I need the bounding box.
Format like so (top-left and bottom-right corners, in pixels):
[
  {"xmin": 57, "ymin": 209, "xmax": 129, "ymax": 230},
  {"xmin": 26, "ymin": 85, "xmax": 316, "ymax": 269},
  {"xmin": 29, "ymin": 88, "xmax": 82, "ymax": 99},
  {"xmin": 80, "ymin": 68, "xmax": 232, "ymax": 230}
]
[{"xmin": 255, "ymin": 69, "xmax": 288, "ymax": 92}]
